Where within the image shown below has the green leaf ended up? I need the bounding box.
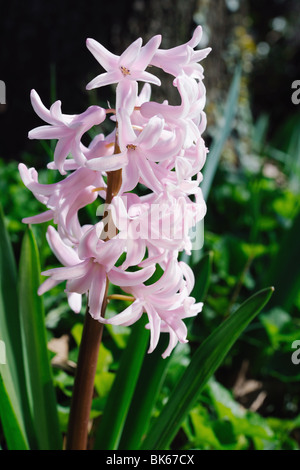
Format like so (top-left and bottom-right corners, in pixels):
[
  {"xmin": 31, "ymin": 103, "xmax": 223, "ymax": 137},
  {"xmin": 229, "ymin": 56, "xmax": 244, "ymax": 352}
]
[
  {"xmin": 266, "ymin": 208, "xmax": 300, "ymax": 311},
  {"xmin": 0, "ymin": 205, "xmax": 33, "ymax": 448},
  {"xmin": 93, "ymin": 315, "xmax": 150, "ymax": 450},
  {"xmin": 118, "ymin": 335, "xmax": 171, "ymax": 450},
  {"xmin": 207, "ymin": 379, "xmax": 274, "ymax": 442},
  {"xmin": 0, "ymin": 374, "xmax": 28, "ymax": 449},
  {"xmin": 201, "ymin": 64, "xmax": 241, "ymax": 201},
  {"xmin": 18, "ymin": 227, "xmax": 62, "ymax": 450},
  {"xmin": 140, "ymin": 287, "xmax": 274, "ymax": 450}
]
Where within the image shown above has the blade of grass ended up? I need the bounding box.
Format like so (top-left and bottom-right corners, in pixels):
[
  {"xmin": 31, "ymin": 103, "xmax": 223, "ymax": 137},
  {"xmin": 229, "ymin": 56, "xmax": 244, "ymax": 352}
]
[
  {"xmin": 93, "ymin": 315, "xmax": 150, "ymax": 450},
  {"xmin": 266, "ymin": 208, "xmax": 300, "ymax": 311},
  {"xmin": 141, "ymin": 286, "xmax": 274, "ymax": 450},
  {"xmin": 0, "ymin": 205, "xmax": 34, "ymax": 448},
  {"xmin": 18, "ymin": 227, "xmax": 62, "ymax": 450},
  {"xmin": 118, "ymin": 335, "xmax": 171, "ymax": 450},
  {"xmin": 0, "ymin": 374, "xmax": 28, "ymax": 449},
  {"xmin": 201, "ymin": 64, "xmax": 241, "ymax": 201}
]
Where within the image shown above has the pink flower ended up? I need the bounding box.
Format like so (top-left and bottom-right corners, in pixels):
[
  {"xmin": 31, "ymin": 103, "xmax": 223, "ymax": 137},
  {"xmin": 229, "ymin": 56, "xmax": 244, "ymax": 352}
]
[
  {"xmin": 86, "ymin": 35, "xmax": 162, "ymax": 90},
  {"xmin": 141, "ymin": 75, "xmax": 207, "ymax": 148},
  {"xmin": 99, "ymin": 258, "xmax": 203, "ymax": 358},
  {"xmin": 109, "ymin": 189, "xmax": 206, "ymax": 264},
  {"xmin": 18, "ymin": 164, "xmax": 103, "ymax": 244},
  {"xmin": 87, "ymin": 109, "xmax": 183, "ymax": 194},
  {"xmin": 20, "ymin": 29, "xmax": 211, "ymax": 357},
  {"xmin": 39, "ymin": 223, "xmax": 156, "ymax": 320},
  {"xmin": 38, "ymin": 225, "xmax": 84, "ymax": 313},
  {"xmin": 28, "ymin": 90, "xmax": 106, "ymax": 174},
  {"xmin": 150, "ymin": 25, "xmax": 211, "ymax": 79}
]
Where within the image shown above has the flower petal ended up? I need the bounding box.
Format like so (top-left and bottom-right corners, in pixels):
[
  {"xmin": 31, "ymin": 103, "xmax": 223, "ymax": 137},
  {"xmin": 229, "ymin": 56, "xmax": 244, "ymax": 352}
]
[
  {"xmin": 86, "ymin": 70, "xmax": 121, "ymax": 90},
  {"xmin": 88, "ymin": 266, "xmax": 107, "ymax": 319},
  {"xmin": 86, "ymin": 149, "xmax": 128, "ymax": 172},
  {"xmin": 108, "ymin": 264, "xmax": 155, "ymax": 286},
  {"xmin": 22, "ymin": 210, "xmax": 54, "ymax": 225},
  {"xmin": 46, "ymin": 225, "xmax": 80, "ymax": 266},
  {"xmin": 119, "ymin": 37, "xmax": 142, "ymax": 68},
  {"xmin": 103, "ymin": 301, "xmax": 144, "ymax": 326},
  {"xmin": 86, "ymin": 38, "xmax": 119, "ymax": 71},
  {"xmin": 67, "ymin": 292, "xmax": 82, "ymax": 314},
  {"xmin": 41, "ymin": 259, "xmax": 90, "ymax": 281},
  {"xmin": 145, "ymin": 303, "xmax": 161, "ymax": 354},
  {"xmin": 136, "ymin": 35, "xmax": 162, "ymax": 70}
]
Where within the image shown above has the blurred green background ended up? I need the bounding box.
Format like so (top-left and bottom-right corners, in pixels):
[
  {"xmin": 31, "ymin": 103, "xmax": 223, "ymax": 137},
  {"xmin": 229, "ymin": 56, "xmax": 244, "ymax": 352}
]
[{"xmin": 1, "ymin": 0, "xmax": 300, "ymax": 450}]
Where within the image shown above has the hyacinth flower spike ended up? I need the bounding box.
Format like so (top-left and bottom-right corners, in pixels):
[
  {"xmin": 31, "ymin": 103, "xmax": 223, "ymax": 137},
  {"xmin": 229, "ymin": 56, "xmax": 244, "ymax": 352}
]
[{"xmin": 19, "ymin": 28, "xmax": 210, "ymax": 449}]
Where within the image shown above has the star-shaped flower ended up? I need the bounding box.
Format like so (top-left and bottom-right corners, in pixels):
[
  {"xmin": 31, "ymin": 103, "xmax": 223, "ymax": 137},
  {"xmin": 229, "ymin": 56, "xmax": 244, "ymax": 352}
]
[
  {"xmin": 28, "ymin": 90, "xmax": 106, "ymax": 174},
  {"xmin": 150, "ymin": 25, "xmax": 211, "ymax": 79},
  {"xmin": 86, "ymin": 35, "xmax": 162, "ymax": 90},
  {"xmin": 99, "ymin": 257, "xmax": 203, "ymax": 357}
]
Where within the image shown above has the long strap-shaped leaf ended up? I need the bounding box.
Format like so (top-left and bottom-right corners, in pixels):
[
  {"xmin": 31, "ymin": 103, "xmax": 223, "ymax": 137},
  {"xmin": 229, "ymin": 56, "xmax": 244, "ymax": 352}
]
[
  {"xmin": 0, "ymin": 205, "xmax": 33, "ymax": 449},
  {"xmin": 140, "ymin": 286, "xmax": 274, "ymax": 450},
  {"xmin": 266, "ymin": 207, "xmax": 300, "ymax": 311},
  {"xmin": 200, "ymin": 64, "xmax": 241, "ymax": 202},
  {"xmin": 18, "ymin": 228, "xmax": 62, "ymax": 450},
  {"xmin": 93, "ymin": 315, "xmax": 150, "ymax": 450},
  {"xmin": 0, "ymin": 374, "xmax": 28, "ymax": 449},
  {"xmin": 118, "ymin": 335, "xmax": 171, "ymax": 450}
]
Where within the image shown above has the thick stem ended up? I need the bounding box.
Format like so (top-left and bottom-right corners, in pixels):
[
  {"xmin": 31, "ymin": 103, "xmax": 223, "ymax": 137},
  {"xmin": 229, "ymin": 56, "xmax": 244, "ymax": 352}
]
[
  {"xmin": 65, "ymin": 134, "xmax": 122, "ymax": 450},
  {"xmin": 65, "ymin": 292, "xmax": 108, "ymax": 450}
]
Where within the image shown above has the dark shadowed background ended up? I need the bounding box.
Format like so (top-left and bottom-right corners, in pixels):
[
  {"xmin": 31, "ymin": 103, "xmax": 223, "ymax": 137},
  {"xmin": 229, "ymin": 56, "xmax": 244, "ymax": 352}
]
[{"xmin": 0, "ymin": 0, "xmax": 299, "ymax": 162}]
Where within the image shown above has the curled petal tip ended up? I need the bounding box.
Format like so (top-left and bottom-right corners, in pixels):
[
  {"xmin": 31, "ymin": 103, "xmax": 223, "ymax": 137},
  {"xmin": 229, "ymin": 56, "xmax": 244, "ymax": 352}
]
[
  {"xmin": 30, "ymin": 88, "xmax": 38, "ymax": 98},
  {"xmin": 152, "ymin": 34, "xmax": 162, "ymax": 46}
]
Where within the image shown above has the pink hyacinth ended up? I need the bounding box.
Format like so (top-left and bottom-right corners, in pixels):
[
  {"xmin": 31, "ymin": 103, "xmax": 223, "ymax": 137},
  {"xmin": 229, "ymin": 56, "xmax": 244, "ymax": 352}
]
[
  {"xmin": 28, "ymin": 90, "xmax": 107, "ymax": 175},
  {"xmin": 85, "ymin": 35, "xmax": 162, "ymax": 90},
  {"xmin": 19, "ymin": 27, "xmax": 210, "ymax": 357},
  {"xmin": 98, "ymin": 257, "xmax": 203, "ymax": 358}
]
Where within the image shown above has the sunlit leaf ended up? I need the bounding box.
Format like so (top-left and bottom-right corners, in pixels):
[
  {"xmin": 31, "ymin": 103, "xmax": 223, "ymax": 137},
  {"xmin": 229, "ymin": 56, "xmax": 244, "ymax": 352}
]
[
  {"xmin": 18, "ymin": 227, "xmax": 62, "ymax": 450},
  {"xmin": 93, "ymin": 315, "xmax": 150, "ymax": 450}
]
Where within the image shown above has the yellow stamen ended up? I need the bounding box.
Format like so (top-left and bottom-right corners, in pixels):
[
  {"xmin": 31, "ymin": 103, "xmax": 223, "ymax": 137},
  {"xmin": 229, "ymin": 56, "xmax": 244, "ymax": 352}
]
[
  {"xmin": 107, "ymin": 294, "xmax": 135, "ymax": 302},
  {"xmin": 120, "ymin": 66, "xmax": 131, "ymax": 76},
  {"xmin": 105, "ymin": 142, "xmax": 115, "ymax": 149},
  {"xmin": 92, "ymin": 186, "xmax": 107, "ymax": 193},
  {"xmin": 132, "ymin": 125, "xmax": 143, "ymax": 131},
  {"xmin": 126, "ymin": 144, "xmax": 137, "ymax": 150}
]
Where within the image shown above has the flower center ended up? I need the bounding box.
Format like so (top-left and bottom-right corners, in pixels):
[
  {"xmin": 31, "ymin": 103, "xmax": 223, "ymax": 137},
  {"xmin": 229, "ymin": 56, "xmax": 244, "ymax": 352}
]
[
  {"xmin": 126, "ymin": 144, "xmax": 137, "ymax": 150},
  {"xmin": 120, "ymin": 66, "xmax": 131, "ymax": 76}
]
